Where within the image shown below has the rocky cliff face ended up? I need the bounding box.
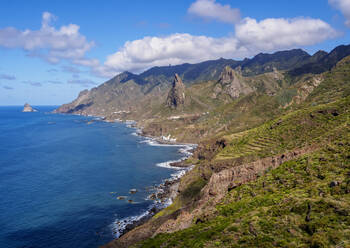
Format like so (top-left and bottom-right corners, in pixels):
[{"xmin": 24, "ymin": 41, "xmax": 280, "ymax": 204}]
[
  {"xmin": 212, "ymin": 66, "xmax": 253, "ymax": 99},
  {"xmin": 166, "ymin": 74, "xmax": 186, "ymax": 108},
  {"xmin": 22, "ymin": 103, "xmax": 37, "ymax": 112},
  {"xmin": 53, "ymin": 89, "xmax": 91, "ymax": 114}
]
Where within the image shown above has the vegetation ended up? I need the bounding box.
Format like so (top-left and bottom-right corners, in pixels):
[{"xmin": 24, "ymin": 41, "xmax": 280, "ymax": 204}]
[
  {"xmin": 128, "ymin": 56, "xmax": 350, "ymax": 247},
  {"xmin": 136, "ymin": 134, "xmax": 350, "ymax": 247},
  {"xmin": 66, "ymin": 45, "xmax": 350, "ymax": 248},
  {"xmin": 134, "ymin": 93, "xmax": 350, "ymax": 247}
]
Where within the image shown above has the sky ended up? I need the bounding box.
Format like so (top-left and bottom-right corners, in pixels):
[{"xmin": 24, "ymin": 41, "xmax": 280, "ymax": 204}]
[{"xmin": 0, "ymin": 0, "xmax": 349, "ymax": 105}]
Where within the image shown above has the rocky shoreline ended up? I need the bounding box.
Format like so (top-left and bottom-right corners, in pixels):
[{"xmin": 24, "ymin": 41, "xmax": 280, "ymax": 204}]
[
  {"xmin": 53, "ymin": 111, "xmax": 197, "ymax": 241},
  {"xmin": 110, "ymin": 121, "xmax": 196, "ymax": 239},
  {"xmin": 112, "ymin": 167, "xmax": 191, "ymax": 239}
]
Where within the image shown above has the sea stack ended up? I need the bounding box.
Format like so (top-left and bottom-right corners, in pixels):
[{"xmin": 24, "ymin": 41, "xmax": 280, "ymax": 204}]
[
  {"xmin": 22, "ymin": 103, "xmax": 37, "ymax": 112},
  {"xmin": 166, "ymin": 73, "xmax": 185, "ymax": 108}
]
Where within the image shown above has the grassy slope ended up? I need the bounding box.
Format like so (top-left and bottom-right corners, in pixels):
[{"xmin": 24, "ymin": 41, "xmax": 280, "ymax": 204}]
[
  {"xmin": 131, "ymin": 57, "xmax": 350, "ymax": 247},
  {"xmin": 135, "ymin": 97, "xmax": 350, "ymax": 248},
  {"xmin": 137, "ymin": 132, "xmax": 350, "ymax": 247}
]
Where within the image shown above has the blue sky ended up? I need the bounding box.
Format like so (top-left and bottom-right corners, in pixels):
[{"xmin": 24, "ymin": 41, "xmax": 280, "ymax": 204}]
[{"xmin": 0, "ymin": 0, "xmax": 349, "ymax": 105}]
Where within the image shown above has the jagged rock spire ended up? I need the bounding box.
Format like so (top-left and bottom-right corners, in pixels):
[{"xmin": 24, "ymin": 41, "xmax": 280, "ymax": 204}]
[
  {"xmin": 166, "ymin": 73, "xmax": 185, "ymax": 108},
  {"xmin": 215, "ymin": 66, "xmax": 253, "ymax": 99}
]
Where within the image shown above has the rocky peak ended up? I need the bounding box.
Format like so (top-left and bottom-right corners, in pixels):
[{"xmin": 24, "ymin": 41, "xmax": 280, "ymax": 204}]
[
  {"xmin": 220, "ymin": 66, "xmax": 237, "ymax": 84},
  {"xmin": 22, "ymin": 103, "xmax": 37, "ymax": 112},
  {"xmin": 166, "ymin": 73, "xmax": 186, "ymax": 108},
  {"xmin": 78, "ymin": 89, "xmax": 89, "ymax": 98},
  {"xmin": 213, "ymin": 66, "xmax": 253, "ymax": 99}
]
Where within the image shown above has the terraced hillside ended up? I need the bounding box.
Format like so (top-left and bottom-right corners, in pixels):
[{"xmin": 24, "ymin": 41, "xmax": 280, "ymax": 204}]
[
  {"xmin": 104, "ymin": 55, "xmax": 350, "ymax": 248},
  {"xmin": 128, "ymin": 91, "xmax": 350, "ymax": 248},
  {"xmin": 137, "ymin": 131, "xmax": 350, "ymax": 247}
]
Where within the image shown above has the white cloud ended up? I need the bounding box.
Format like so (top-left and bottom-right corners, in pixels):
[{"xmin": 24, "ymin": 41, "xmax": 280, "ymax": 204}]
[
  {"xmin": 235, "ymin": 17, "xmax": 339, "ymax": 52},
  {"xmin": 97, "ymin": 17, "xmax": 337, "ymax": 77},
  {"xmin": 329, "ymin": 0, "xmax": 350, "ymax": 27},
  {"xmin": 188, "ymin": 0, "xmax": 240, "ymax": 24},
  {"xmin": 0, "ymin": 9, "xmax": 340, "ymax": 80},
  {"xmin": 0, "ymin": 12, "xmax": 95, "ymax": 64},
  {"xmin": 99, "ymin": 33, "xmax": 243, "ymax": 76}
]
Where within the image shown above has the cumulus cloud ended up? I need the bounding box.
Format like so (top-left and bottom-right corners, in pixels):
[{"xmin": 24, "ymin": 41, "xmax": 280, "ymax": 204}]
[
  {"xmin": 0, "ymin": 12, "xmax": 95, "ymax": 64},
  {"xmin": 0, "ymin": 9, "xmax": 340, "ymax": 80},
  {"xmin": 0, "ymin": 74, "xmax": 16, "ymax": 80},
  {"xmin": 188, "ymin": 0, "xmax": 240, "ymax": 24},
  {"xmin": 67, "ymin": 79, "xmax": 96, "ymax": 87},
  {"xmin": 329, "ymin": 0, "xmax": 350, "ymax": 27},
  {"xmin": 97, "ymin": 17, "xmax": 337, "ymax": 77},
  {"xmin": 235, "ymin": 17, "xmax": 339, "ymax": 52},
  {"xmin": 98, "ymin": 33, "xmax": 242, "ymax": 76}
]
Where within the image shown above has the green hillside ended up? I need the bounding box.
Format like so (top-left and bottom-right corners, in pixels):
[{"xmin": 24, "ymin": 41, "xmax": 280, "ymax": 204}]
[
  {"xmin": 131, "ymin": 68, "xmax": 350, "ymax": 248},
  {"xmin": 101, "ymin": 54, "xmax": 350, "ymax": 248}
]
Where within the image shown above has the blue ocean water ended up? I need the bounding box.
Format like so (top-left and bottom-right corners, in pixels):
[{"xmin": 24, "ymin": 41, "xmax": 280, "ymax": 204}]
[{"xmin": 0, "ymin": 106, "xmax": 187, "ymax": 248}]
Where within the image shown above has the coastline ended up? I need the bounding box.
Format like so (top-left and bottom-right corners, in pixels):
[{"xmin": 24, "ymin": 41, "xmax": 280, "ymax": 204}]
[
  {"xmin": 54, "ymin": 112, "xmax": 198, "ymax": 241},
  {"xmin": 110, "ymin": 119, "xmax": 197, "ymax": 239}
]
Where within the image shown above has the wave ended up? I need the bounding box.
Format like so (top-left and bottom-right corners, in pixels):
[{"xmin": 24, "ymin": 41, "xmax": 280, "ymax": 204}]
[
  {"xmin": 111, "ymin": 209, "xmax": 151, "ymax": 239},
  {"xmin": 110, "ymin": 120, "xmax": 197, "ymax": 239},
  {"xmin": 156, "ymin": 159, "xmax": 184, "ymax": 169}
]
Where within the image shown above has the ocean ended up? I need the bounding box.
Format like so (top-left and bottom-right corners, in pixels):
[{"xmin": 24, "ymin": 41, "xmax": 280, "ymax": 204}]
[{"xmin": 0, "ymin": 106, "xmax": 191, "ymax": 248}]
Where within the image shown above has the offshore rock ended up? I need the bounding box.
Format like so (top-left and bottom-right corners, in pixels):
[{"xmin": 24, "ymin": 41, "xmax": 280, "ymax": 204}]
[{"xmin": 22, "ymin": 103, "xmax": 37, "ymax": 112}]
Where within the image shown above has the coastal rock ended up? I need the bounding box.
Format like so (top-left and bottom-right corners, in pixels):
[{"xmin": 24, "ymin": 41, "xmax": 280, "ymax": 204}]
[
  {"xmin": 22, "ymin": 103, "xmax": 37, "ymax": 112},
  {"xmin": 166, "ymin": 74, "xmax": 185, "ymax": 108},
  {"xmin": 214, "ymin": 66, "xmax": 253, "ymax": 99},
  {"xmin": 129, "ymin": 189, "xmax": 137, "ymax": 194}
]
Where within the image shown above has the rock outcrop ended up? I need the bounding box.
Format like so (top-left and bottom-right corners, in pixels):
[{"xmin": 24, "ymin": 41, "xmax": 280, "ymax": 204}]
[
  {"xmin": 22, "ymin": 103, "xmax": 37, "ymax": 112},
  {"xmin": 212, "ymin": 66, "xmax": 253, "ymax": 99},
  {"xmin": 166, "ymin": 74, "xmax": 185, "ymax": 108}
]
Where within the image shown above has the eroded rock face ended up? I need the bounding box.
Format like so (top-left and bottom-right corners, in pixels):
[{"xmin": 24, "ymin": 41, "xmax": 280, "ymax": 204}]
[
  {"xmin": 53, "ymin": 89, "xmax": 91, "ymax": 114},
  {"xmin": 22, "ymin": 103, "xmax": 37, "ymax": 112},
  {"xmin": 213, "ymin": 66, "xmax": 253, "ymax": 99},
  {"xmin": 166, "ymin": 74, "xmax": 185, "ymax": 108},
  {"xmin": 153, "ymin": 145, "xmax": 318, "ymax": 235}
]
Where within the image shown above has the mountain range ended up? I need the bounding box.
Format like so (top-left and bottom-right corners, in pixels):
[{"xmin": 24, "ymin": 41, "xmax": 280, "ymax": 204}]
[{"xmin": 55, "ymin": 43, "xmax": 350, "ymax": 248}]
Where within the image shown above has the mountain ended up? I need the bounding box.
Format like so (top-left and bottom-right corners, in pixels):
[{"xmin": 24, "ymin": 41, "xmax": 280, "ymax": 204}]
[
  {"xmin": 53, "ymin": 43, "xmax": 350, "ymax": 247},
  {"xmin": 289, "ymin": 44, "xmax": 350, "ymax": 76},
  {"xmin": 240, "ymin": 49, "xmax": 310, "ymax": 76},
  {"xmin": 103, "ymin": 50, "xmax": 350, "ymax": 248},
  {"xmin": 54, "ymin": 48, "xmax": 314, "ymax": 117}
]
